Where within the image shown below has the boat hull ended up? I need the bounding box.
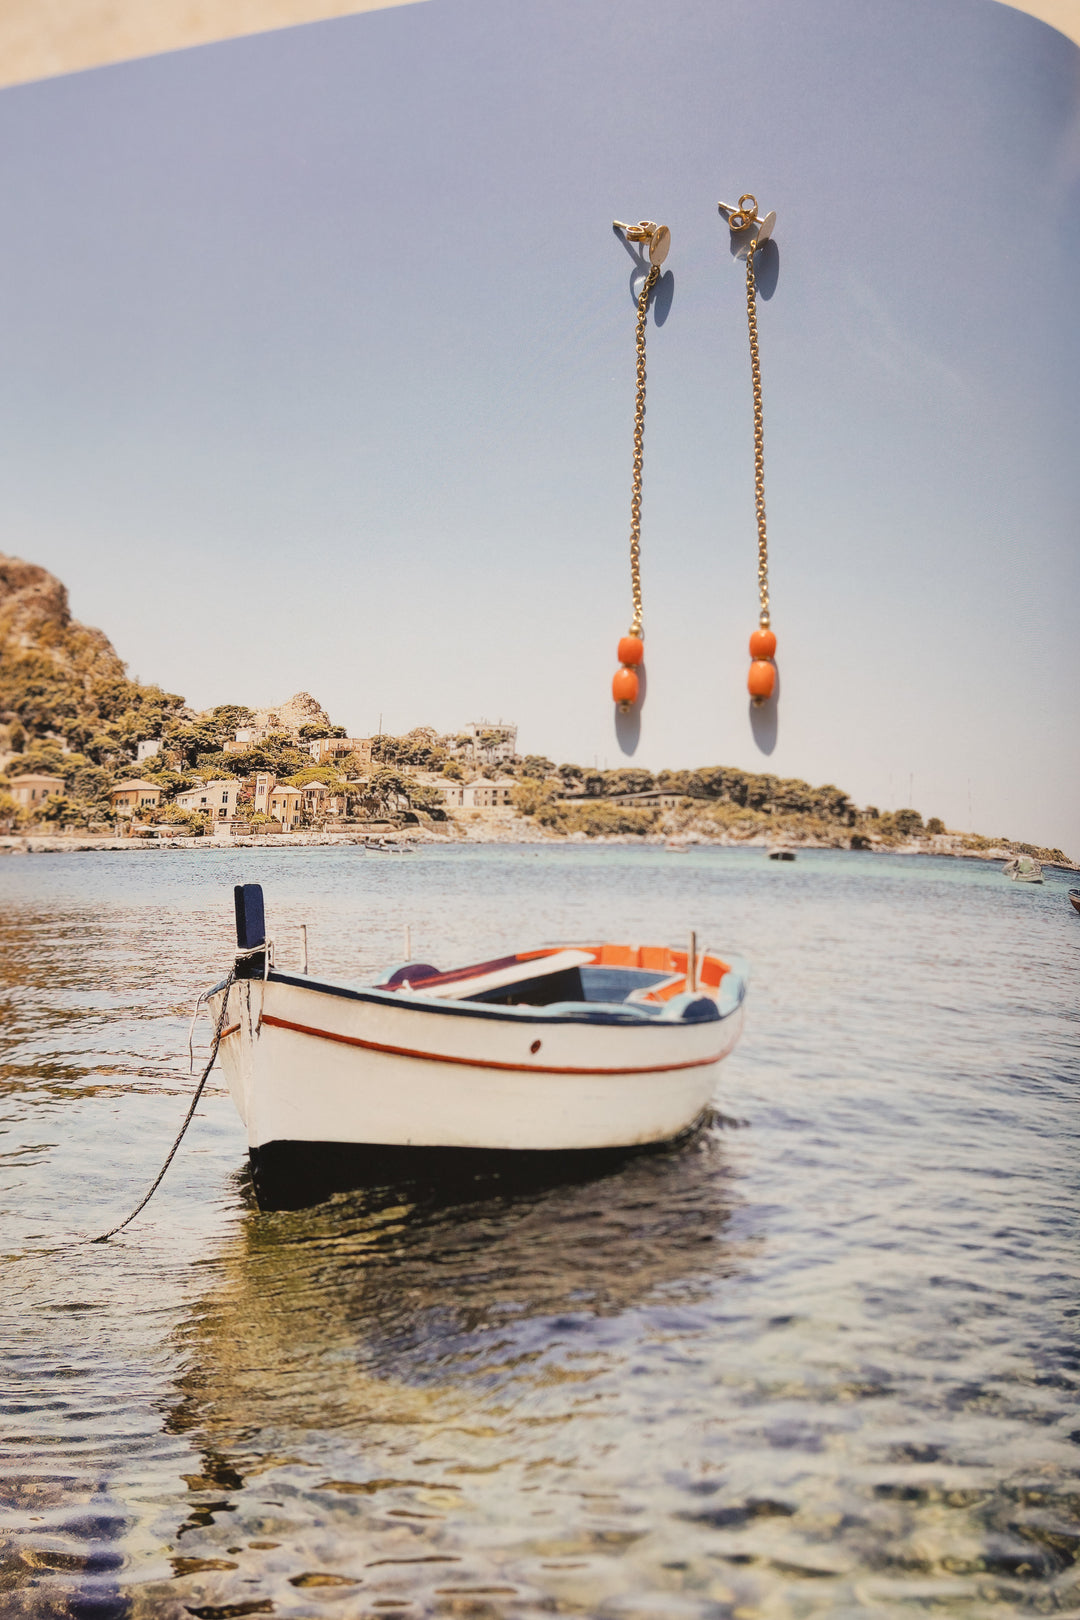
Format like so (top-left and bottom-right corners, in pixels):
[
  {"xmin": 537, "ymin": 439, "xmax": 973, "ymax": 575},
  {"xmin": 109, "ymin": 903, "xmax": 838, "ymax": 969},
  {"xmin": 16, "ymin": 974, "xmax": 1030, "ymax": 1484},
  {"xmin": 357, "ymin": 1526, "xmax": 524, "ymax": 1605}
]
[
  {"xmin": 247, "ymin": 1135, "xmax": 699, "ymax": 1209},
  {"xmin": 211, "ymin": 968, "xmax": 743, "ymax": 1161}
]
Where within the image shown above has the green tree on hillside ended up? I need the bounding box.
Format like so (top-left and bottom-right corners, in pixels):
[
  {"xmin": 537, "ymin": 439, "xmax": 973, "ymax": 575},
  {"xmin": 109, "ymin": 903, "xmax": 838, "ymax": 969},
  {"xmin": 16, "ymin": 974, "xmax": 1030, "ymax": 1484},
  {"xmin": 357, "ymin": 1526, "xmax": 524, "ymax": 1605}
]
[
  {"xmin": 512, "ymin": 779, "xmax": 557, "ymax": 817},
  {"xmin": 40, "ymin": 794, "xmax": 83, "ymax": 829},
  {"xmin": 407, "ymin": 782, "xmax": 448, "ymax": 815},
  {"xmin": 203, "ymin": 705, "xmax": 255, "ymax": 742},
  {"xmin": 166, "ymin": 724, "xmax": 221, "ymax": 767},
  {"xmin": 604, "ymin": 768, "xmax": 655, "ymax": 797},
  {"xmin": 371, "ymin": 729, "xmax": 445, "ymax": 768},
  {"xmin": 880, "ymin": 808, "xmax": 924, "ymax": 839},
  {"xmin": 13, "ymin": 741, "xmax": 69, "ymax": 776},
  {"xmin": 519, "ymin": 755, "xmax": 555, "ymax": 779},
  {"xmin": 0, "ymin": 791, "xmax": 26, "ymax": 828}
]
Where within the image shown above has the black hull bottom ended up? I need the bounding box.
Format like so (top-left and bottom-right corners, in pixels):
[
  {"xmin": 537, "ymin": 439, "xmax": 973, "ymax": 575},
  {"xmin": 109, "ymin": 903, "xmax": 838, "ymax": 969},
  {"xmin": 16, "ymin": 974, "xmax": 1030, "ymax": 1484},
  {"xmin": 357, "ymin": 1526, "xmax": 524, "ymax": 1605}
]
[{"xmin": 248, "ymin": 1135, "xmax": 688, "ymax": 1212}]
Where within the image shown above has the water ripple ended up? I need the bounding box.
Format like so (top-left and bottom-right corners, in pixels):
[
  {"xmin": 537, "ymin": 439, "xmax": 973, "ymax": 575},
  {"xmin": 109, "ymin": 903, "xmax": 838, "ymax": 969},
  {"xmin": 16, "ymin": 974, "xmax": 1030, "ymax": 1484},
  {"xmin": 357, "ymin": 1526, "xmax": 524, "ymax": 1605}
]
[{"xmin": 0, "ymin": 847, "xmax": 1077, "ymax": 1617}]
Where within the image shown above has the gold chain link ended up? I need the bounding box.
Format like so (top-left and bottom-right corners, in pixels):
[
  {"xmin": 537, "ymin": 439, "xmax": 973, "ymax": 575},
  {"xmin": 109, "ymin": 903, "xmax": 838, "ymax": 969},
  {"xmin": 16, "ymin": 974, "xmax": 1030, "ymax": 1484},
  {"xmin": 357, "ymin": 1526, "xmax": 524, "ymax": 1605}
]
[
  {"xmin": 628, "ymin": 262, "xmax": 661, "ymax": 638},
  {"xmin": 745, "ymin": 239, "xmax": 770, "ymax": 629}
]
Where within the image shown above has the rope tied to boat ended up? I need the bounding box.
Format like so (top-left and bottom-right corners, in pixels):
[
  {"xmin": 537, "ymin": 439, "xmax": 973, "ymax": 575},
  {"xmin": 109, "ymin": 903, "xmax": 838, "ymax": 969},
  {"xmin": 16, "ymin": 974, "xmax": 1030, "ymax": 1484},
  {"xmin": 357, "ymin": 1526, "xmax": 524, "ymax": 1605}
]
[{"xmin": 92, "ymin": 965, "xmax": 238, "ymax": 1243}]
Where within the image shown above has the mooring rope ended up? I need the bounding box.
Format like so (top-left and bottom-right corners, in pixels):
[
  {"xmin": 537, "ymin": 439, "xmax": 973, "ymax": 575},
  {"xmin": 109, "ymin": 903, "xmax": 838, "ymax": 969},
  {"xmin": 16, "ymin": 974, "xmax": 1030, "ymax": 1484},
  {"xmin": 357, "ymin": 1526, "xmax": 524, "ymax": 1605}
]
[{"xmin": 92, "ymin": 966, "xmax": 237, "ymax": 1243}]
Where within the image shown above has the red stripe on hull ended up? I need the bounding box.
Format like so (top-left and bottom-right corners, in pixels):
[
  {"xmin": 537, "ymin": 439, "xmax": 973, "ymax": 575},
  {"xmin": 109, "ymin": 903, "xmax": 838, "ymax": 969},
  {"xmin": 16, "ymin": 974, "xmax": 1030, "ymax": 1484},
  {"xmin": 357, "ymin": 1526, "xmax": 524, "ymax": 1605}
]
[{"xmin": 259, "ymin": 1013, "xmax": 722, "ymax": 1077}]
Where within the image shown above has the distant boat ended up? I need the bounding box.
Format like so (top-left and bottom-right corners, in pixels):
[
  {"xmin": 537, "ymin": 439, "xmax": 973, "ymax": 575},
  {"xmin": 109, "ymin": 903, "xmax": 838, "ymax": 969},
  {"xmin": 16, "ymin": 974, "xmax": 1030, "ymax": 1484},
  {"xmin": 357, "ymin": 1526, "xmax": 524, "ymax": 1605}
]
[
  {"xmin": 769, "ymin": 849, "xmax": 796, "ymax": 861},
  {"xmin": 210, "ymin": 885, "xmax": 747, "ymax": 1205},
  {"xmin": 1003, "ymin": 856, "xmax": 1043, "ymax": 883},
  {"xmin": 1068, "ymin": 889, "xmax": 1080, "ymax": 915}
]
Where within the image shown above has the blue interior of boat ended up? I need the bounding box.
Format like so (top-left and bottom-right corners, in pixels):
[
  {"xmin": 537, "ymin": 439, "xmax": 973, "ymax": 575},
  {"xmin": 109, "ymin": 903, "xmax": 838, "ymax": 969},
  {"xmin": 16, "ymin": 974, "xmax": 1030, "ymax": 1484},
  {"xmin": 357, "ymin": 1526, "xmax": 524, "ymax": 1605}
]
[
  {"xmin": 538, "ymin": 992, "xmax": 720, "ymax": 1024},
  {"xmin": 259, "ymin": 967, "xmax": 739, "ymax": 1025},
  {"xmin": 464, "ymin": 962, "xmax": 663, "ymax": 1008},
  {"xmin": 463, "ymin": 963, "xmax": 721, "ymax": 1022}
]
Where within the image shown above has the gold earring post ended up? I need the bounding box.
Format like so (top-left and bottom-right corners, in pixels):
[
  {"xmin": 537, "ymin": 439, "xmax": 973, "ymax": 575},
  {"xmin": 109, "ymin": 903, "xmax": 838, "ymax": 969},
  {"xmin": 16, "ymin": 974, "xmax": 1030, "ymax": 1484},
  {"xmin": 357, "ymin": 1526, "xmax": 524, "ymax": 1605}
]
[
  {"xmin": 614, "ymin": 219, "xmax": 671, "ymax": 267},
  {"xmin": 718, "ymin": 196, "xmax": 776, "ymax": 246}
]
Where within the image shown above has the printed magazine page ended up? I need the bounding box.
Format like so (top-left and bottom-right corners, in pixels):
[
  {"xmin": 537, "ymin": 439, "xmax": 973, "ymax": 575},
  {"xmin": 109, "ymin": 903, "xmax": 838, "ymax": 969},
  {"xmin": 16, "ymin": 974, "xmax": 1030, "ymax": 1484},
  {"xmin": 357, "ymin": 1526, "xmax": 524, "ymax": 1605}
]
[{"xmin": 0, "ymin": 5, "xmax": 1078, "ymax": 1619}]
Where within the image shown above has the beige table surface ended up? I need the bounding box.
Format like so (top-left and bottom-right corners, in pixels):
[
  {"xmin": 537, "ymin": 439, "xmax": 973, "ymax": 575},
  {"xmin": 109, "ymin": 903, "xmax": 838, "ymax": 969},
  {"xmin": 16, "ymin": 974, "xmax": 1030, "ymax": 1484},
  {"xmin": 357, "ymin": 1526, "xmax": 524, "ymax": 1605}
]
[{"xmin": 0, "ymin": 0, "xmax": 1076, "ymax": 90}]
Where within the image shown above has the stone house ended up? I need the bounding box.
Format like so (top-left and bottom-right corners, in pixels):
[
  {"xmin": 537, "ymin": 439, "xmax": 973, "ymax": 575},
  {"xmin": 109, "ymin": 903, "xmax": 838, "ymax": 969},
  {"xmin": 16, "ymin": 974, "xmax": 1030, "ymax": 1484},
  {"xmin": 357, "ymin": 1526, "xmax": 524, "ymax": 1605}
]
[
  {"xmin": 175, "ymin": 780, "xmax": 243, "ymax": 821},
  {"xmin": 308, "ymin": 737, "xmax": 374, "ymax": 766},
  {"xmin": 110, "ymin": 779, "xmax": 164, "ymax": 816},
  {"xmin": 268, "ymin": 784, "xmax": 303, "ymax": 829},
  {"xmin": 462, "ymin": 721, "xmax": 517, "ymax": 766},
  {"xmin": 468, "ymin": 777, "xmax": 516, "ymax": 808},
  {"xmin": 441, "ymin": 777, "xmax": 517, "ymax": 809},
  {"xmin": 300, "ymin": 780, "xmax": 344, "ymax": 819},
  {"xmin": 8, "ymin": 774, "xmax": 65, "ymax": 810},
  {"xmin": 252, "ymin": 773, "xmax": 276, "ymax": 816},
  {"xmin": 606, "ymin": 789, "xmax": 684, "ymax": 809}
]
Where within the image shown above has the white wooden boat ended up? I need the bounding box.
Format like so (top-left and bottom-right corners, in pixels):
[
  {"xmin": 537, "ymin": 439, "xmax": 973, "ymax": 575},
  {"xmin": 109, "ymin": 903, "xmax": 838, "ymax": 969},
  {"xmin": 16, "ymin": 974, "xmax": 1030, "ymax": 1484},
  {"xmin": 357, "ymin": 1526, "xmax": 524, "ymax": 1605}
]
[
  {"xmin": 209, "ymin": 885, "xmax": 746, "ymax": 1205},
  {"xmin": 1003, "ymin": 855, "xmax": 1043, "ymax": 882}
]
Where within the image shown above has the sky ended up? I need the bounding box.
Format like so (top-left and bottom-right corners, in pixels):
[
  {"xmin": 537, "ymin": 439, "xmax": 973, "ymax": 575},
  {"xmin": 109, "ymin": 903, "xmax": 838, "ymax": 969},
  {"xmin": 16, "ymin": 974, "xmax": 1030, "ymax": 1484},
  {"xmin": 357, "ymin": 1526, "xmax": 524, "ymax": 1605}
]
[{"xmin": 0, "ymin": 0, "xmax": 1077, "ymax": 852}]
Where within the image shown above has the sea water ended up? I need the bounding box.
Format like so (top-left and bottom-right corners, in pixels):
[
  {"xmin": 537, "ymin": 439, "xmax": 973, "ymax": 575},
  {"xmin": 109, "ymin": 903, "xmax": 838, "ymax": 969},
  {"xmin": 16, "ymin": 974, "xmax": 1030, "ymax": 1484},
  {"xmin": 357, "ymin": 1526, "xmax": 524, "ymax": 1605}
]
[{"xmin": 1, "ymin": 845, "xmax": 1077, "ymax": 1618}]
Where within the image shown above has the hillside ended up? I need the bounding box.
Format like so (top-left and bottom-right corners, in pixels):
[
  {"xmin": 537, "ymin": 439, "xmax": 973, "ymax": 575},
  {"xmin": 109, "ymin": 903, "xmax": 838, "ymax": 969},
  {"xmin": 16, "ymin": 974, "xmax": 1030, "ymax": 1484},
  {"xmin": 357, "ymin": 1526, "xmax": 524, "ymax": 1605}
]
[
  {"xmin": 0, "ymin": 553, "xmax": 186, "ymax": 763},
  {"xmin": 0, "ymin": 554, "xmax": 1072, "ymax": 865}
]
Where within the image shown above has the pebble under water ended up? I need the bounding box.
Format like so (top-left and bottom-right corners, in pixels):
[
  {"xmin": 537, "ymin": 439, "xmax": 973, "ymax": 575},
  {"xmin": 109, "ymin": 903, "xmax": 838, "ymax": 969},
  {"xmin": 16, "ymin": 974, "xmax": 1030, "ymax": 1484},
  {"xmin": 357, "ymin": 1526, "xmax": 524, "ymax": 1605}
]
[{"xmin": 1, "ymin": 844, "xmax": 1077, "ymax": 1619}]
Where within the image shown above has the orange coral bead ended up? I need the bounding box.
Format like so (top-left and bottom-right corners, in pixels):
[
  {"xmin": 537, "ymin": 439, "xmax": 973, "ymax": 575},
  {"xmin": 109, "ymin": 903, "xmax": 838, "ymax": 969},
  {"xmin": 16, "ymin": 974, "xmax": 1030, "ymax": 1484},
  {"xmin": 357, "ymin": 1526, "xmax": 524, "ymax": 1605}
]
[
  {"xmin": 747, "ymin": 659, "xmax": 776, "ymax": 700},
  {"xmin": 612, "ymin": 667, "xmax": 639, "ymax": 707},
  {"xmin": 617, "ymin": 634, "xmax": 644, "ymax": 668},
  {"xmin": 749, "ymin": 626, "xmax": 776, "ymax": 659}
]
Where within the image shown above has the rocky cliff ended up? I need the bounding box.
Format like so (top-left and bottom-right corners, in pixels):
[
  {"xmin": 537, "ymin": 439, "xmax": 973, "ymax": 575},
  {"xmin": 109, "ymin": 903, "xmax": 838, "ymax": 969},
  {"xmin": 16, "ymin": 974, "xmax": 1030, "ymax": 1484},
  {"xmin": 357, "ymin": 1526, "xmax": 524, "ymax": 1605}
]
[
  {"xmin": 0, "ymin": 553, "xmax": 185, "ymax": 752},
  {"xmin": 250, "ymin": 692, "xmax": 332, "ymax": 735}
]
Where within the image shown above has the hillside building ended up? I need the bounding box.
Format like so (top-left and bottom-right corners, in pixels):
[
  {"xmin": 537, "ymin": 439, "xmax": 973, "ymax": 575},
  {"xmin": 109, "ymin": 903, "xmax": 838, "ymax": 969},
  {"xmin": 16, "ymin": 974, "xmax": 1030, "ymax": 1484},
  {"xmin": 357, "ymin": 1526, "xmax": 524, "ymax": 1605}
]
[
  {"xmin": 8, "ymin": 773, "xmax": 65, "ymax": 810},
  {"xmin": 462, "ymin": 721, "xmax": 517, "ymax": 766},
  {"xmin": 268, "ymin": 784, "xmax": 303, "ymax": 829},
  {"xmin": 175, "ymin": 780, "xmax": 243, "ymax": 821},
  {"xmin": 110, "ymin": 779, "xmax": 163, "ymax": 816},
  {"xmin": 605, "ymin": 789, "xmax": 684, "ymax": 809},
  {"xmin": 440, "ymin": 777, "xmax": 517, "ymax": 809},
  {"xmin": 307, "ymin": 736, "xmax": 374, "ymax": 766}
]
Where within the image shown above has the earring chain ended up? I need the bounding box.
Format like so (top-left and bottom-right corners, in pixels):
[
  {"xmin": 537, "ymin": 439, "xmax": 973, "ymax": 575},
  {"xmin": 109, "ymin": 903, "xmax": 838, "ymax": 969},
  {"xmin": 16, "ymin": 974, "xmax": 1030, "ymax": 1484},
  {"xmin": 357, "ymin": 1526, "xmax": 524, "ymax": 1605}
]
[
  {"xmin": 629, "ymin": 262, "xmax": 661, "ymax": 638},
  {"xmin": 745, "ymin": 238, "xmax": 770, "ymax": 629}
]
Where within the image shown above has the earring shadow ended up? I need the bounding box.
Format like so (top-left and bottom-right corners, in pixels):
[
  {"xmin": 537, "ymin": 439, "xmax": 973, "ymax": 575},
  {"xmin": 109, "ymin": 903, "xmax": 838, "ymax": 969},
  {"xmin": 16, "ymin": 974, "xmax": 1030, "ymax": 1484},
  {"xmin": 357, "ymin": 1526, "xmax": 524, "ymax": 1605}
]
[
  {"xmin": 613, "ymin": 224, "xmax": 647, "ymax": 272},
  {"xmin": 651, "ymin": 269, "xmax": 674, "ymax": 325},
  {"xmin": 630, "ymin": 266, "xmax": 675, "ymax": 322},
  {"xmin": 614, "ymin": 663, "xmax": 647, "ymax": 754},
  {"xmin": 615, "ymin": 228, "xmax": 675, "ymax": 322},
  {"xmin": 728, "ymin": 232, "xmax": 780, "ymax": 299},
  {"xmin": 748, "ymin": 664, "xmax": 779, "ymax": 754}
]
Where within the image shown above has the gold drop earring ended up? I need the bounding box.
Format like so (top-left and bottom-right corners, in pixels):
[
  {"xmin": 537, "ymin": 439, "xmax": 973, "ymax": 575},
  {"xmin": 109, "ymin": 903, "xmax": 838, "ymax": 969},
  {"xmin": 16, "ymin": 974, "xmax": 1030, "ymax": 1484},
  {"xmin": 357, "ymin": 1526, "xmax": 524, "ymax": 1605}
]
[
  {"xmin": 610, "ymin": 218, "xmax": 670, "ymax": 711},
  {"xmin": 720, "ymin": 194, "xmax": 778, "ymax": 704}
]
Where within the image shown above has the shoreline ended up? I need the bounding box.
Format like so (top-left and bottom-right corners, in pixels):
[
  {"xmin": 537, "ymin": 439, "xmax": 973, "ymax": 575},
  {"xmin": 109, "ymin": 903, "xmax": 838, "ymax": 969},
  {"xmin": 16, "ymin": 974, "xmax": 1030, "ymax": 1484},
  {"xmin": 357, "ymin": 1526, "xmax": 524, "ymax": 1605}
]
[{"xmin": 2, "ymin": 826, "xmax": 1077, "ymax": 871}]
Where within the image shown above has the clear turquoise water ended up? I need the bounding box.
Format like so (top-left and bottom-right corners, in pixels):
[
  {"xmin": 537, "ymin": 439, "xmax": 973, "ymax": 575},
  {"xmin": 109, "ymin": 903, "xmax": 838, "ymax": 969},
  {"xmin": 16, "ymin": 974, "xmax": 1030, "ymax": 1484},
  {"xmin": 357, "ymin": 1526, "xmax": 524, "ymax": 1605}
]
[{"xmin": 1, "ymin": 845, "xmax": 1077, "ymax": 1618}]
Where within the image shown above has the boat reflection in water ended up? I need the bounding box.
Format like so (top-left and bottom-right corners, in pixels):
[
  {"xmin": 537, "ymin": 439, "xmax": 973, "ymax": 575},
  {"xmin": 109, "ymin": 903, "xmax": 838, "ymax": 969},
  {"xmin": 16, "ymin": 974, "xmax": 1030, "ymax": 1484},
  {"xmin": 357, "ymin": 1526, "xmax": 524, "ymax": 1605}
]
[{"xmin": 152, "ymin": 1129, "xmax": 749, "ymax": 1617}]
